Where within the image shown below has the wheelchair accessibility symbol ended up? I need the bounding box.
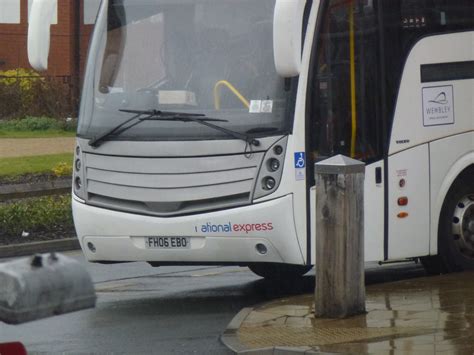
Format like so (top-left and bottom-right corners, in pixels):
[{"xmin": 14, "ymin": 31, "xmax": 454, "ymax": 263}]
[{"xmin": 294, "ymin": 152, "xmax": 306, "ymax": 169}]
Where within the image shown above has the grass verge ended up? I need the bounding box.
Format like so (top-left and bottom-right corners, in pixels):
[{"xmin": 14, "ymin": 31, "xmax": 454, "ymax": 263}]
[
  {"xmin": 0, "ymin": 153, "xmax": 73, "ymax": 177},
  {"xmin": 0, "ymin": 195, "xmax": 73, "ymax": 237},
  {"xmin": 0, "ymin": 130, "xmax": 76, "ymax": 138},
  {"xmin": 0, "ymin": 117, "xmax": 76, "ymax": 138}
]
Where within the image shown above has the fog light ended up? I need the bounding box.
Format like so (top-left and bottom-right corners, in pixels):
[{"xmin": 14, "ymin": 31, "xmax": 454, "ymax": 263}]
[
  {"xmin": 75, "ymin": 159, "xmax": 81, "ymax": 172},
  {"xmin": 263, "ymin": 177, "xmax": 276, "ymax": 190},
  {"xmin": 75, "ymin": 177, "xmax": 82, "ymax": 190},
  {"xmin": 269, "ymin": 158, "xmax": 280, "ymax": 172},
  {"xmin": 256, "ymin": 243, "xmax": 267, "ymax": 255},
  {"xmin": 87, "ymin": 242, "xmax": 96, "ymax": 253},
  {"xmin": 274, "ymin": 145, "xmax": 283, "ymax": 155}
]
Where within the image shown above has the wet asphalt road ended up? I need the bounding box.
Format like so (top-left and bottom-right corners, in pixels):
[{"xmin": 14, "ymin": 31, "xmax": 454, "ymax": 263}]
[{"xmin": 0, "ymin": 252, "xmax": 426, "ymax": 354}]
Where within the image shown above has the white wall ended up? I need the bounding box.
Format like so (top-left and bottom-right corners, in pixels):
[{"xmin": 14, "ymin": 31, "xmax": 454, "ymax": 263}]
[{"xmin": 27, "ymin": 0, "xmax": 58, "ymax": 24}]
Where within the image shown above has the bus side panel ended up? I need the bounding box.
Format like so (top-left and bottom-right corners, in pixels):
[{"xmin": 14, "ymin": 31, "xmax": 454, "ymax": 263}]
[
  {"xmin": 389, "ymin": 32, "xmax": 474, "ymax": 156},
  {"xmin": 292, "ymin": 159, "xmax": 388, "ymax": 264},
  {"xmin": 388, "ymin": 144, "xmax": 430, "ymax": 259},
  {"xmin": 310, "ymin": 161, "xmax": 385, "ymax": 262},
  {"xmin": 364, "ymin": 161, "xmax": 385, "ymax": 262},
  {"xmin": 429, "ymin": 132, "xmax": 474, "ymax": 255}
]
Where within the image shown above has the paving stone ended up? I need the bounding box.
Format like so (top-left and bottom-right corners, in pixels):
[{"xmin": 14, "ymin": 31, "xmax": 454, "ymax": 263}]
[{"xmin": 223, "ymin": 272, "xmax": 474, "ymax": 354}]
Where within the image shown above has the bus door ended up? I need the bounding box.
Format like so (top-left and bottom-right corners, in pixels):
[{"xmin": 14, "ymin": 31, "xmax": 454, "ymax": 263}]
[{"xmin": 307, "ymin": 0, "xmax": 385, "ymax": 262}]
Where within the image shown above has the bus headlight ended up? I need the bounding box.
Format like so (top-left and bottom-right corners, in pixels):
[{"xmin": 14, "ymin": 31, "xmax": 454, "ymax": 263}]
[
  {"xmin": 75, "ymin": 159, "xmax": 82, "ymax": 172},
  {"xmin": 268, "ymin": 158, "xmax": 280, "ymax": 172},
  {"xmin": 262, "ymin": 177, "xmax": 276, "ymax": 190},
  {"xmin": 273, "ymin": 145, "xmax": 283, "ymax": 155},
  {"xmin": 75, "ymin": 177, "xmax": 82, "ymax": 190}
]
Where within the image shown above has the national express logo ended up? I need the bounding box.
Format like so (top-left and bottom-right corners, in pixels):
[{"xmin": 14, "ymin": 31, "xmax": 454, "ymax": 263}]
[{"xmin": 195, "ymin": 222, "xmax": 274, "ymax": 234}]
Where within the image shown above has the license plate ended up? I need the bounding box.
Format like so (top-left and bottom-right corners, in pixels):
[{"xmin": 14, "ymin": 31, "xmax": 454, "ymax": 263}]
[{"xmin": 145, "ymin": 236, "xmax": 190, "ymax": 249}]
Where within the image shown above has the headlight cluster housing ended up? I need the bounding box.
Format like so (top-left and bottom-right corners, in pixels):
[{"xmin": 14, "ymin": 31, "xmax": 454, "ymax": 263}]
[
  {"xmin": 253, "ymin": 137, "xmax": 288, "ymax": 200},
  {"xmin": 73, "ymin": 145, "xmax": 85, "ymax": 200}
]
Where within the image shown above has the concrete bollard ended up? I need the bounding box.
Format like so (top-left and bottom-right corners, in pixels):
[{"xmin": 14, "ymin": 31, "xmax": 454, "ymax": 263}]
[
  {"xmin": 314, "ymin": 155, "xmax": 365, "ymax": 318},
  {"xmin": 0, "ymin": 253, "xmax": 96, "ymax": 324}
]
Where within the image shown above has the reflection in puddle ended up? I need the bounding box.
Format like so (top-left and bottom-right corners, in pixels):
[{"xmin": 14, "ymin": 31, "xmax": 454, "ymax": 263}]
[{"xmin": 237, "ymin": 272, "xmax": 474, "ymax": 353}]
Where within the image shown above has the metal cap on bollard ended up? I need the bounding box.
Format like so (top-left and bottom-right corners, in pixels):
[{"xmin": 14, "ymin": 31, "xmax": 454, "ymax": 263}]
[{"xmin": 314, "ymin": 154, "xmax": 365, "ymax": 175}]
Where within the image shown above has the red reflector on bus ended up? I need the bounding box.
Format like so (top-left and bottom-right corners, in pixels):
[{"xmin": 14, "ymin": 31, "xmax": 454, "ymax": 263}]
[
  {"xmin": 398, "ymin": 197, "xmax": 408, "ymax": 206},
  {"xmin": 397, "ymin": 212, "xmax": 409, "ymax": 218}
]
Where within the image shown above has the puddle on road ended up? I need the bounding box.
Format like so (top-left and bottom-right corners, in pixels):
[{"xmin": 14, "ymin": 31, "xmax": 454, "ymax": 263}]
[{"xmin": 237, "ymin": 272, "xmax": 474, "ymax": 353}]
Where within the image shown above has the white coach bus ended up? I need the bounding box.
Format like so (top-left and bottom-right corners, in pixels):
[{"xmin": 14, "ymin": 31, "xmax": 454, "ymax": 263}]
[{"xmin": 29, "ymin": 0, "xmax": 473, "ymax": 279}]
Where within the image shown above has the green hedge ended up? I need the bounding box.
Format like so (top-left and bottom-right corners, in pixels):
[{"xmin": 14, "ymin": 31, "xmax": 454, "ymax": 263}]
[
  {"xmin": 0, "ymin": 69, "xmax": 76, "ymax": 119},
  {"xmin": 0, "ymin": 116, "xmax": 76, "ymax": 132},
  {"xmin": 0, "ymin": 195, "xmax": 73, "ymax": 237}
]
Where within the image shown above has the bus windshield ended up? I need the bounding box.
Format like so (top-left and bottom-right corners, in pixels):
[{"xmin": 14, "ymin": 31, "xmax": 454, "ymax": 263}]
[{"xmin": 78, "ymin": 0, "xmax": 295, "ymax": 142}]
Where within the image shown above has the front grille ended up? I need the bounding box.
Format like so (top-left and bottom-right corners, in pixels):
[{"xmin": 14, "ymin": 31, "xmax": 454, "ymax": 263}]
[{"xmin": 84, "ymin": 153, "xmax": 263, "ymax": 216}]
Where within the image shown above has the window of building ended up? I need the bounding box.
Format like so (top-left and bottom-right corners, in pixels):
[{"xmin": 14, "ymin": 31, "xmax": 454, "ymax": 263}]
[
  {"xmin": 0, "ymin": 0, "xmax": 20, "ymax": 24},
  {"xmin": 84, "ymin": 0, "xmax": 101, "ymax": 25}
]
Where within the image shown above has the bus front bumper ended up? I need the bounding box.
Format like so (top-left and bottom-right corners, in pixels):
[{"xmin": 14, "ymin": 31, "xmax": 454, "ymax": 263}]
[{"xmin": 72, "ymin": 194, "xmax": 305, "ymax": 265}]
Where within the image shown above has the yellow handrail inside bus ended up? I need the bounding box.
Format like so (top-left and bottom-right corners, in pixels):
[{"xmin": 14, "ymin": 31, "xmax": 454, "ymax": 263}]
[
  {"xmin": 213, "ymin": 80, "xmax": 250, "ymax": 110},
  {"xmin": 349, "ymin": 2, "xmax": 357, "ymax": 158}
]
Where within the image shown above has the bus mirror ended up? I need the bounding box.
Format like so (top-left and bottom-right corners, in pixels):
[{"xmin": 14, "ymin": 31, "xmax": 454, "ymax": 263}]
[
  {"xmin": 28, "ymin": 0, "xmax": 56, "ymax": 71},
  {"xmin": 273, "ymin": 0, "xmax": 306, "ymax": 77}
]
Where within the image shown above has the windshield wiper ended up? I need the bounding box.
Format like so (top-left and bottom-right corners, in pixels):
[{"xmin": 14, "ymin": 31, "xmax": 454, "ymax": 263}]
[
  {"xmin": 89, "ymin": 110, "xmax": 150, "ymax": 147},
  {"xmin": 89, "ymin": 109, "xmax": 260, "ymax": 148},
  {"xmin": 89, "ymin": 109, "xmax": 227, "ymax": 148},
  {"xmin": 134, "ymin": 110, "xmax": 261, "ymax": 147}
]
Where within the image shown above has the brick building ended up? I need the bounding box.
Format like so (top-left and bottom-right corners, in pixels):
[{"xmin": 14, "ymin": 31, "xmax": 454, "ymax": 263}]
[{"xmin": 0, "ymin": 0, "xmax": 100, "ymax": 96}]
